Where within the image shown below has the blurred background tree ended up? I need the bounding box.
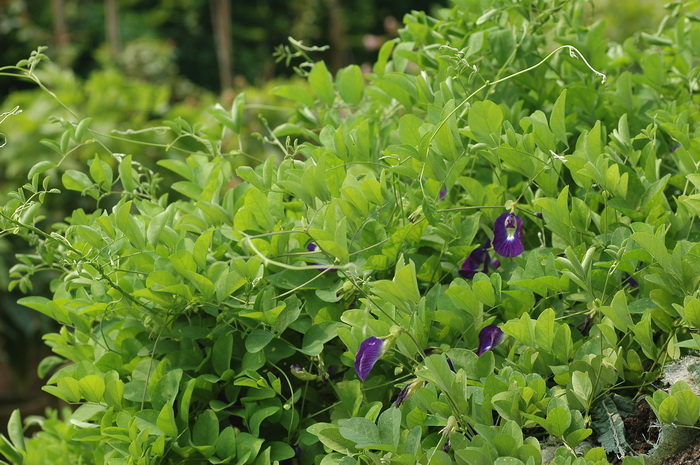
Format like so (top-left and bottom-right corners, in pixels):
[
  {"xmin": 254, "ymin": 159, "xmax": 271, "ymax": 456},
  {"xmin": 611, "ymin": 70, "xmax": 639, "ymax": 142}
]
[{"xmin": 1, "ymin": 0, "xmax": 447, "ymax": 94}]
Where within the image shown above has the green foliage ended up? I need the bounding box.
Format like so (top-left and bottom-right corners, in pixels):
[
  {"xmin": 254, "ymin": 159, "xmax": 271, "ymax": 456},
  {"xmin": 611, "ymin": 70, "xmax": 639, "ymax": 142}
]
[{"xmin": 2, "ymin": 0, "xmax": 700, "ymax": 464}]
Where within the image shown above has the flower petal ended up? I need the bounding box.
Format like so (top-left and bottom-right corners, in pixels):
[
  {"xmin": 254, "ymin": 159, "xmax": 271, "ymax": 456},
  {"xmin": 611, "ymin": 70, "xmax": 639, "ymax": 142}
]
[
  {"xmin": 459, "ymin": 250, "xmax": 485, "ymax": 278},
  {"xmin": 355, "ymin": 336, "xmax": 384, "ymax": 380},
  {"xmin": 459, "ymin": 242, "xmax": 500, "ymax": 278},
  {"xmin": 439, "ymin": 186, "xmax": 448, "ymax": 200},
  {"xmin": 492, "ymin": 212, "xmax": 524, "ymax": 257},
  {"xmin": 476, "ymin": 324, "xmax": 505, "ymax": 356}
]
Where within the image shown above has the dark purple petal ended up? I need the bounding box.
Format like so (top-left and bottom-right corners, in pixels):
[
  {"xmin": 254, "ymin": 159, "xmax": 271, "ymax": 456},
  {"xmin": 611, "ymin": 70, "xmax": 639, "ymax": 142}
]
[
  {"xmin": 394, "ymin": 385, "xmax": 411, "ymax": 408},
  {"xmin": 459, "ymin": 242, "xmax": 500, "ymax": 279},
  {"xmin": 580, "ymin": 314, "xmax": 593, "ymax": 336},
  {"xmin": 439, "ymin": 186, "xmax": 448, "ymax": 200},
  {"xmin": 355, "ymin": 337, "xmax": 384, "ymax": 380},
  {"xmin": 624, "ymin": 272, "xmax": 638, "ymax": 288},
  {"xmin": 459, "ymin": 247, "xmax": 488, "ymax": 279},
  {"xmin": 492, "ymin": 212, "xmax": 524, "ymax": 257},
  {"xmin": 442, "ymin": 439, "xmax": 451, "ymax": 452},
  {"xmin": 476, "ymin": 324, "xmax": 504, "ymax": 356},
  {"xmin": 670, "ymin": 144, "xmax": 681, "ymax": 152},
  {"xmin": 307, "ymin": 242, "xmax": 318, "ymax": 252}
]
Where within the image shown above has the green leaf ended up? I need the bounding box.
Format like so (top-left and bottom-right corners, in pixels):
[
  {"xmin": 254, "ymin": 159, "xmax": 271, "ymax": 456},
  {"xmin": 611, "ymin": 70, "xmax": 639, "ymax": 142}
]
[
  {"xmin": 571, "ymin": 371, "xmax": 593, "ymax": 407},
  {"xmin": 631, "ymin": 232, "xmax": 670, "ymax": 271},
  {"xmin": 152, "ymin": 368, "xmax": 182, "ymax": 410},
  {"xmin": 7, "ymin": 410, "xmax": 24, "ymax": 452},
  {"xmin": 545, "ymin": 407, "xmax": 571, "ymax": 437},
  {"xmin": 468, "ymin": 100, "xmax": 503, "ymax": 147},
  {"xmin": 78, "ymin": 375, "xmax": 105, "ymax": 403},
  {"xmin": 271, "ymin": 84, "xmax": 315, "ymax": 107},
  {"xmin": 212, "ymin": 331, "xmax": 233, "ymax": 376},
  {"xmin": 62, "ymin": 169, "xmax": 94, "ymax": 192},
  {"xmin": 377, "ymin": 408, "xmax": 400, "ymax": 450},
  {"xmin": 338, "ymin": 418, "xmax": 385, "ymax": 450},
  {"xmin": 193, "ymin": 410, "xmax": 219, "ymax": 447},
  {"xmin": 307, "ymin": 423, "xmax": 355, "ymax": 454},
  {"xmin": 472, "ymin": 276, "xmax": 496, "ymax": 307},
  {"xmin": 89, "ymin": 154, "xmax": 113, "ymax": 190},
  {"xmin": 658, "ymin": 396, "xmax": 678, "ymax": 423},
  {"xmin": 309, "ymin": 61, "xmax": 335, "ymax": 105},
  {"xmin": 300, "ymin": 322, "xmax": 342, "ymax": 356},
  {"xmin": 245, "ymin": 329, "xmax": 275, "ymax": 353},
  {"xmin": 373, "ymin": 40, "xmax": 395, "ymax": 77},
  {"xmin": 118, "ymin": 154, "xmax": 136, "ymax": 191},
  {"xmin": 230, "ymin": 91, "xmax": 246, "ymax": 133},
  {"xmin": 27, "ymin": 161, "xmax": 57, "ymax": 180},
  {"xmin": 600, "ymin": 290, "xmax": 634, "ymax": 332},
  {"xmin": 535, "ymin": 308, "xmax": 555, "ymax": 352},
  {"xmin": 673, "ymin": 390, "xmax": 700, "ymax": 426},
  {"xmin": 336, "ymin": 65, "xmax": 364, "ymax": 105},
  {"xmin": 156, "ymin": 403, "xmax": 179, "ymax": 437},
  {"xmin": 551, "ymin": 89, "xmax": 568, "ymax": 145},
  {"xmin": 0, "ymin": 433, "xmax": 23, "ymax": 464},
  {"xmin": 74, "ymin": 117, "xmax": 92, "ymax": 142},
  {"xmin": 193, "ymin": 229, "xmax": 213, "ymax": 269},
  {"xmin": 249, "ymin": 406, "xmax": 279, "ymax": 437},
  {"xmin": 215, "ymin": 427, "xmax": 237, "ymax": 460}
]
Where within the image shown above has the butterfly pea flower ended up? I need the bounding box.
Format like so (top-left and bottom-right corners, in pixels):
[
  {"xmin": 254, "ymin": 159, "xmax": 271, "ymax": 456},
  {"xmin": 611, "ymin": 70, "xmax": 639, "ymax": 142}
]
[
  {"xmin": 459, "ymin": 240, "xmax": 500, "ymax": 279},
  {"xmin": 476, "ymin": 324, "xmax": 505, "ymax": 356},
  {"xmin": 439, "ymin": 186, "xmax": 448, "ymax": 200},
  {"xmin": 394, "ymin": 378, "xmax": 423, "ymax": 408},
  {"xmin": 492, "ymin": 212, "xmax": 524, "ymax": 257},
  {"xmin": 354, "ymin": 336, "xmax": 386, "ymax": 380},
  {"xmin": 355, "ymin": 327, "xmax": 402, "ymax": 380}
]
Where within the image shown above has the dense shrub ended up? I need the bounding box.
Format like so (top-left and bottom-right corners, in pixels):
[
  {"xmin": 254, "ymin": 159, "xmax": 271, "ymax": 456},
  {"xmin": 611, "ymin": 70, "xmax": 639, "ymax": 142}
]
[{"xmin": 1, "ymin": 0, "xmax": 700, "ymax": 464}]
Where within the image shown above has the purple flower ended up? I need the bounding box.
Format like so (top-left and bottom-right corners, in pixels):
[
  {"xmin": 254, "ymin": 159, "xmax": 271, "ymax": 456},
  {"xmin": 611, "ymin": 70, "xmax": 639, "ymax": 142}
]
[
  {"xmin": 307, "ymin": 242, "xmax": 318, "ymax": 252},
  {"xmin": 623, "ymin": 272, "xmax": 638, "ymax": 288},
  {"xmin": 670, "ymin": 144, "xmax": 681, "ymax": 152},
  {"xmin": 394, "ymin": 379, "xmax": 423, "ymax": 407},
  {"xmin": 476, "ymin": 324, "xmax": 504, "ymax": 356},
  {"xmin": 492, "ymin": 212, "xmax": 524, "ymax": 257},
  {"xmin": 355, "ymin": 336, "xmax": 385, "ymax": 380},
  {"xmin": 459, "ymin": 241, "xmax": 500, "ymax": 279},
  {"xmin": 439, "ymin": 186, "xmax": 448, "ymax": 200}
]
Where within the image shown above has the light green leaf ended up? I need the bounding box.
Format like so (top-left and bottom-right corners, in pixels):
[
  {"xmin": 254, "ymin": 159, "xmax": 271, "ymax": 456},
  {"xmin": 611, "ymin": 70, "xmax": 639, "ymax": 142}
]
[
  {"xmin": 78, "ymin": 375, "xmax": 105, "ymax": 403},
  {"xmin": 336, "ymin": 65, "xmax": 364, "ymax": 105},
  {"xmin": 545, "ymin": 407, "xmax": 571, "ymax": 437},
  {"xmin": 7, "ymin": 410, "xmax": 24, "ymax": 452},
  {"xmin": 551, "ymin": 89, "xmax": 567, "ymax": 145},
  {"xmin": 468, "ymin": 100, "xmax": 503, "ymax": 147},
  {"xmin": 193, "ymin": 410, "xmax": 219, "ymax": 447},
  {"xmin": 156, "ymin": 403, "xmax": 179, "ymax": 437},
  {"xmin": 62, "ymin": 169, "xmax": 94, "ymax": 192},
  {"xmin": 309, "ymin": 61, "xmax": 335, "ymax": 105},
  {"xmin": 658, "ymin": 396, "xmax": 678, "ymax": 423}
]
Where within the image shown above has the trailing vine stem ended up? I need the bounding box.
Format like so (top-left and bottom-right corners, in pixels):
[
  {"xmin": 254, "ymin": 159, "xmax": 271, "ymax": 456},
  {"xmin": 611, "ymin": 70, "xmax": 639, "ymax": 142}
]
[{"xmin": 425, "ymin": 44, "xmax": 606, "ymax": 156}]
